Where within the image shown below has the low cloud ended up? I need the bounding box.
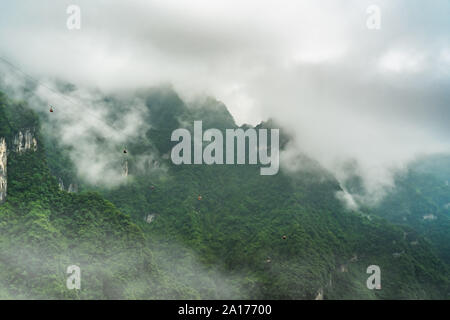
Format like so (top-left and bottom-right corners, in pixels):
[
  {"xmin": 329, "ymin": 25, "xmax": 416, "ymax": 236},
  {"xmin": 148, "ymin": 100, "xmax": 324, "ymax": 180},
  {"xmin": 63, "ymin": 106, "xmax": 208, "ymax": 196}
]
[
  {"xmin": 0, "ymin": 67, "xmax": 162, "ymax": 187},
  {"xmin": 0, "ymin": 0, "xmax": 449, "ymax": 202}
]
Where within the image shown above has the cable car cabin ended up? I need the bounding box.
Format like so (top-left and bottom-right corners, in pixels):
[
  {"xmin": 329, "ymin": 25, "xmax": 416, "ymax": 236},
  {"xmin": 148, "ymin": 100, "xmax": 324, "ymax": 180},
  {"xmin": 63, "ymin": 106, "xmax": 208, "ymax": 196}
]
[{"xmin": 49, "ymin": 107, "xmax": 54, "ymax": 113}]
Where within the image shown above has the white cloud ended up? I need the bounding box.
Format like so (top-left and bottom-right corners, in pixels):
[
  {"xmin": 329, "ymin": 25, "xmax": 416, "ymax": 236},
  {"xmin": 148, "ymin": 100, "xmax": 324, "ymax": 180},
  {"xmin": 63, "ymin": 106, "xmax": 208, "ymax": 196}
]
[{"xmin": 0, "ymin": 0, "xmax": 449, "ymax": 203}]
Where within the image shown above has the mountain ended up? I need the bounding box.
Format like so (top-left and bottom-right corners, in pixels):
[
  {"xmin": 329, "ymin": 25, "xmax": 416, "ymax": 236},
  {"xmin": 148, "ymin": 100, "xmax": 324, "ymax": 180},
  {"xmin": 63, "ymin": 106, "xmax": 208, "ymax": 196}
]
[
  {"xmin": 372, "ymin": 155, "xmax": 450, "ymax": 264},
  {"xmin": 0, "ymin": 86, "xmax": 449, "ymax": 299},
  {"xmin": 0, "ymin": 91, "xmax": 198, "ymax": 299}
]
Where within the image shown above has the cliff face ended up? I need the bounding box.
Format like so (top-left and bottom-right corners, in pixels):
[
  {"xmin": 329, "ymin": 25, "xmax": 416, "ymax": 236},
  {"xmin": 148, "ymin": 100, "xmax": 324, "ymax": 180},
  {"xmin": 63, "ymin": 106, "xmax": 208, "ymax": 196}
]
[
  {"xmin": 58, "ymin": 178, "xmax": 78, "ymax": 193},
  {"xmin": 0, "ymin": 129, "xmax": 38, "ymax": 203},
  {"xmin": 13, "ymin": 129, "xmax": 37, "ymax": 153},
  {"xmin": 0, "ymin": 138, "xmax": 6, "ymax": 203}
]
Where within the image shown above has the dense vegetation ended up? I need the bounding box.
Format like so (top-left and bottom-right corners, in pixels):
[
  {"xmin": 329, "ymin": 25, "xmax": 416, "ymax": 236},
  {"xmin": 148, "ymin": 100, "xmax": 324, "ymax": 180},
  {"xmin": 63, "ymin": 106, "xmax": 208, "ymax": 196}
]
[
  {"xmin": 373, "ymin": 155, "xmax": 450, "ymax": 264},
  {"xmin": 0, "ymin": 88, "xmax": 449, "ymax": 299},
  {"xmin": 0, "ymin": 92, "xmax": 195, "ymax": 299}
]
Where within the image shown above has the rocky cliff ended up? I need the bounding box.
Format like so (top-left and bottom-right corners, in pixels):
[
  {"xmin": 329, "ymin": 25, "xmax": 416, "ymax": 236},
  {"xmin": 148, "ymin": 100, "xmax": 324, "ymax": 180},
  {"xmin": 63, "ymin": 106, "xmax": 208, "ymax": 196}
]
[
  {"xmin": 13, "ymin": 129, "xmax": 37, "ymax": 153},
  {"xmin": 0, "ymin": 138, "xmax": 7, "ymax": 203},
  {"xmin": 0, "ymin": 129, "xmax": 38, "ymax": 203}
]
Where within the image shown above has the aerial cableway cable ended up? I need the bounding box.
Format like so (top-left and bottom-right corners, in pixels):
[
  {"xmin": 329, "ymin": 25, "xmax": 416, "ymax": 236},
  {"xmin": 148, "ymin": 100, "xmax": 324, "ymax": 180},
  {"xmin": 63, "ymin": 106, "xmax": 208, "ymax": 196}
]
[
  {"xmin": 0, "ymin": 55, "xmax": 134, "ymax": 153},
  {"xmin": 1, "ymin": 55, "xmax": 288, "ymax": 254}
]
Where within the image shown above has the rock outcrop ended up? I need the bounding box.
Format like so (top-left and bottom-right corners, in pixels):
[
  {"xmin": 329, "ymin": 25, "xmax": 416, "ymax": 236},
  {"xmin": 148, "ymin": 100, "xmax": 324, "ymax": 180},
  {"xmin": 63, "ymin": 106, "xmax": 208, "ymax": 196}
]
[
  {"xmin": 13, "ymin": 129, "xmax": 37, "ymax": 153},
  {"xmin": 67, "ymin": 183, "xmax": 78, "ymax": 193},
  {"xmin": 314, "ymin": 288, "xmax": 324, "ymax": 300},
  {"xmin": 0, "ymin": 129, "xmax": 38, "ymax": 203},
  {"xmin": 58, "ymin": 177, "xmax": 78, "ymax": 193},
  {"xmin": 123, "ymin": 160, "xmax": 129, "ymax": 177},
  {"xmin": 0, "ymin": 138, "xmax": 7, "ymax": 203},
  {"xmin": 145, "ymin": 214, "xmax": 156, "ymax": 224},
  {"xmin": 58, "ymin": 178, "xmax": 65, "ymax": 191}
]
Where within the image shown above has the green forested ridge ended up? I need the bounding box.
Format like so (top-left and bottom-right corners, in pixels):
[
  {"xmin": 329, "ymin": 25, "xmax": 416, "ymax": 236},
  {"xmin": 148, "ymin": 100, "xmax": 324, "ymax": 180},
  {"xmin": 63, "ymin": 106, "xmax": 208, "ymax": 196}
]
[
  {"xmin": 0, "ymin": 92, "xmax": 197, "ymax": 299},
  {"xmin": 0, "ymin": 88, "xmax": 449, "ymax": 299},
  {"xmin": 372, "ymin": 156, "xmax": 450, "ymax": 264}
]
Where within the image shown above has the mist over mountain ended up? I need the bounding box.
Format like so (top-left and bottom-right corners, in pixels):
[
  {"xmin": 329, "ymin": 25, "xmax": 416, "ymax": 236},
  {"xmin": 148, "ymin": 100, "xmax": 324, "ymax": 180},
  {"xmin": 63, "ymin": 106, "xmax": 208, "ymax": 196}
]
[
  {"xmin": 0, "ymin": 0, "xmax": 449, "ymax": 300},
  {"xmin": 0, "ymin": 82, "xmax": 449, "ymax": 299},
  {"xmin": 1, "ymin": 0, "xmax": 450, "ymax": 207}
]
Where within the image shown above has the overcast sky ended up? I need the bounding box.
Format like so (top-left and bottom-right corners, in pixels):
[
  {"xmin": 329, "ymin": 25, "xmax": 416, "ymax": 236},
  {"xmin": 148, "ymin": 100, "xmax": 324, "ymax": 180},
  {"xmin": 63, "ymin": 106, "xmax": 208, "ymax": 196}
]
[{"xmin": 0, "ymin": 0, "xmax": 449, "ymax": 202}]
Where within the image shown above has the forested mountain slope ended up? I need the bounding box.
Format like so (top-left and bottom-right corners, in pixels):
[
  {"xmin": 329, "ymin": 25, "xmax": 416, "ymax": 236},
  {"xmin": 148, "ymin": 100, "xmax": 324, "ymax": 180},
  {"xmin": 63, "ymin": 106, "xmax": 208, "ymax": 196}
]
[
  {"xmin": 1, "ymin": 87, "xmax": 449, "ymax": 299},
  {"xmin": 372, "ymin": 155, "xmax": 450, "ymax": 264}
]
